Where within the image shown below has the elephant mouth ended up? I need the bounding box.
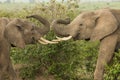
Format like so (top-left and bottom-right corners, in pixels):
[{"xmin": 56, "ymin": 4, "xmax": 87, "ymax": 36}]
[
  {"xmin": 11, "ymin": 44, "xmax": 16, "ymax": 47},
  {"xmin": 85, "ymin": 38, "xmax": 90, "ymax": 41},
  {"xmin": 31, "ymin": 37, "xmax": 36, "ymax": 44}
]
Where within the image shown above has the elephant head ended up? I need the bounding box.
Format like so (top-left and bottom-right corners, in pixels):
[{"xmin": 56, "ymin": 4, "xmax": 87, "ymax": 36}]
[
  {"xmin": 51, "ymin": 8, "xmax": 120, "ymax": 80},
  {"xmin": 3, "ymin": 15, "xmax": 57, "ymax": 49},
  {"xmin": 0, "ymin": 15, "xmax": 57, "ymax": 80},
  {"xmin": 52, "ymin": 9, "xmax": 118, "ymax": 41}
]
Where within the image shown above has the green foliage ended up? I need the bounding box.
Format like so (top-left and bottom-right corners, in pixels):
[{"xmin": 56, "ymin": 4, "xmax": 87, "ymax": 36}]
[
  {"xmin": 104, "ymin": 52, "xmax": 120, "ymax": 80},
  {"xmin": 11, "ymin": 30, "xmax": 99, "ymax": 80},
  {"xmin": 1, "ymin": 1, "xmax": 120, "ymax": 80}
]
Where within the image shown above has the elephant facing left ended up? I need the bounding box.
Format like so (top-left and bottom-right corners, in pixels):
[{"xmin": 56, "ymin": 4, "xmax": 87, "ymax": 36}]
[
  {"xmin": 0, "ymin": 15, "xmax": 56, "ymax": 80},
  {"xmin": 51, "ymin": 8, "xmax": 120, "ymax": 80}
]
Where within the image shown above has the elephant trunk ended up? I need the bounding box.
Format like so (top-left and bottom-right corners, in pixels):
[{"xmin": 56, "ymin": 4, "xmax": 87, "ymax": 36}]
[
  {"xmin": 51, "ymin": 18, "xmax": 71, "ymax": 37},
  {"xmin": 26, "ymin": 15, "xmax": 50, "ymax": 36}
]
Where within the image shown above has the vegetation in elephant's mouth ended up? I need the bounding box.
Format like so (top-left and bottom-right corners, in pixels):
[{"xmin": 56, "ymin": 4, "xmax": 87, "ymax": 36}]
[{"xmin": 2, "ymin": 1, "xmax": 120, "ymax": 80}]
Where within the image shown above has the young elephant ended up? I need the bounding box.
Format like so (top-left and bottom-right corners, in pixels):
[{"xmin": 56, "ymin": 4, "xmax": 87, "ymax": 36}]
[
  {"xmin": 51, "ymin": 8, "xmax": 120, "ymax": 80},
  {"xmin": 0, "ymin": 15, "xmax": 56, "ymax": 80}
]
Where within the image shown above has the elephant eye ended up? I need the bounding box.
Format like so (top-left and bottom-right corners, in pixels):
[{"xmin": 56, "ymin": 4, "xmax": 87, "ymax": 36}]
[
  {"xmin": 79, "ymin": 23, "xmax": 83, "ymax": 26},
  {"xmin": 17, "ymin": 25, "xmax": 23, "ymax": 31}
]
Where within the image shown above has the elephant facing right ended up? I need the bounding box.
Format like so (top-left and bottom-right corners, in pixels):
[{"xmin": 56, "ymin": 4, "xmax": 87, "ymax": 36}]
[
  {"xmin": 51, "ymin": 8, "xmax": 120, "ymax": 80},
  {"xmin": 0, "ymin": 14, "xmax": 58, "ymax": 80}
]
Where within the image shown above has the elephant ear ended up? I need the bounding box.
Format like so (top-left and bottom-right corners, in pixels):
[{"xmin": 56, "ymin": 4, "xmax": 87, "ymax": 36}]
[
  {"xmin": 0, "ymin": 19, "xmax": 5, "ymax": 40},
  {"xmin": 0, "ymin": 18, "xmax": 9, "ymax": 40},
  {"xmin": 90, "ymin": 9, "xmax": 118, "ymax": 41},
  {"xmin": 4, "ymin": 19, "xmax": 25, "ymax": 49}
]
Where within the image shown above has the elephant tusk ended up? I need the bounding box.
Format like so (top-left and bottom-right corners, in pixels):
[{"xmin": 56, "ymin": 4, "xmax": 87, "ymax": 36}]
[
  {"xmin": 38, "ymin": 40, "xmax": 48, "ymax": 45},
  {"xmin": 40, "ymin": 37, "xmax": 58, "ymax": 44},
  {"xmin": 52, "ymin": 36, "xmax": 72, "ymax": 42},
  {"xmin": 56, "ymin": 36, "xmax": 72, "ymax": 41},
  {"xmin": 52, "ymin": 39, "xmax": 61, "ymax": 42}
]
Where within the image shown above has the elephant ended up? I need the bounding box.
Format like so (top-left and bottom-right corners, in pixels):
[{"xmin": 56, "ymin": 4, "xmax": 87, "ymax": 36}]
[
  {"xmin": 0, "ymin": 15, "xmax": 56, "ymax": 80},
  {"xmin": 51, "ymin": 8, "xmax": 120, "ymax": 80}
]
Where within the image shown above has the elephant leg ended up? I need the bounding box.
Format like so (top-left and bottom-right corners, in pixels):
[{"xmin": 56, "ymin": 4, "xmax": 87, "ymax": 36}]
[
  {"xmin": 0, "ymin": 71, "xmax": 5, "ymax": 80},
  {"xmin": 1, "ymin": 64, "xmax": 16, "ymax": 80},
  {"xmin": 0, "ymin": 53, "xmax": 9, "ymax": 80},
  {"xmin": 94, "ymin": 34, "xmax": 118, "ymax": 80},
  {"xmin": 0, "ymin": 53, "xmax": 16, "ymax": 80},
  {"xmin": 8, "ymin": 60, "xmax": 17, "ymax": 80},
  {"xmin": 0, "ymin": 65, "xmax": 9, "ymax": 80},
  {"xmin": 4, "ymin": 52, "xmax": 17, "ymax": 80}
]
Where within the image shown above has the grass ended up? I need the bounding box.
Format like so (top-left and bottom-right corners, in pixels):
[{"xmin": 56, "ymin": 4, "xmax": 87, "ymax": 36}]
[
  {"xmin": 79, "ymin": 2, "xmax": 120, "ymax": 11},
  {"xmin": 1, "ymin": 2, "xmax": 120, "ymax": 14},
  {"xmin": 0, "ymin": 3, "xmax": 35, "ymax": 12}
]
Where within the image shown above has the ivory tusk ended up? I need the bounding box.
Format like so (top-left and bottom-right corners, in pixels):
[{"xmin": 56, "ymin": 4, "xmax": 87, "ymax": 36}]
[
  {"xmin": 56, "ymin": 36, "xmax": 72, "ymax": 41},
  {"xmin": 40, "ymin": 37, "xmax": 58, "ymax": 44},
  {"xmin": 38, "ymin": 40, "xmax": 48, "ymax": 45},
  {"xmin": 52, "ymin": 39, "xmax": 61, "ymax": 42}
]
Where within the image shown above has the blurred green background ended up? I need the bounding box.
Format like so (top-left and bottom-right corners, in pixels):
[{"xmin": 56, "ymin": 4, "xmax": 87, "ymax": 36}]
[{"xmin": 0, "ymin": 0, "xmax": 120, "ymax": 80}]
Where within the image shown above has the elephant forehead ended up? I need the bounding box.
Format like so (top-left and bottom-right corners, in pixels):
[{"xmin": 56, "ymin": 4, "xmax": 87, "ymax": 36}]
[
  {"xmin": 94, "ymin": 8, "xmax": 112, "ymax": 17},
  {"xmin": 80, "ymin": 11, "xmax": 94, "ymax": 18},
  {"xmin": 70, "ymin": 12, "xmax": 94, "ymax": 25},
  {"xmin": 23, "ymin": 21, "xmax": 35, "ymax": 29},
  {"xmin": 23, "ymin": 20, "xmax": 33, "ymax": 25},
  {"xmin": 70, "ymin": 15, "xmax": 83, "ymax": 25}
]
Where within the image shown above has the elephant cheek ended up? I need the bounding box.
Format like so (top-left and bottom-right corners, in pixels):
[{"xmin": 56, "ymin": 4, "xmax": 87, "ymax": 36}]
[
  {"xmin": 23, "ymin": 35, "xmax": 32, "ymax": 44},
  {"xmin": 33, "ymin": 31, "xmax": 42, "ymax": 41},
  {"xmin": 69, "ymin": 26, "xmax": 80, "ymax": 37},
  {"xmin": 79, "ymin": 35, "xmax": 87, "ymax": 40},
  {"xmin": 83, "ymin": 29, "xmax": 93, "ymax": 39},
  {"xmin": 30, "ymin": 39, "xmax": 36, "ymax": 44},
  {"xmin": 30, "ymin": 34, "xmax": 41, "ymax": 44},
  {"xmin": 79, "ymin": 32, "xmax": 91, "ymax": 40},
  {"xmin": 32, "ymin": 34, "xmax": 41, "ymax": 44},
  {"xmin": 15, "ymin": 41, "xmax": 25, "ymax": 49},
  {"xmin": 18, "ymin": 43, "xmax": 25, "ymax": 49}
]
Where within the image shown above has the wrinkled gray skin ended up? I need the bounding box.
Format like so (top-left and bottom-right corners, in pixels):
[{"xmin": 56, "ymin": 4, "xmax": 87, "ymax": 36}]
[
  {"xmin": 52, "ymin": 8, "xmax": 120, "ymax": 80},
  {"xmin": 0, "ymin": 15, "xmax": 50, "ymax": 80}
]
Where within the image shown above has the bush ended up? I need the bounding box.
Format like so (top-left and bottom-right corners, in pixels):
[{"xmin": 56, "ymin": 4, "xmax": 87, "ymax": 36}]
[
  {"xmin": 104, "ymin": 51, "xmax": 120, "ymax": 80},
  {"xmin": 11, "ymin": 30, "xmax": 99, "ymax": 80}
]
